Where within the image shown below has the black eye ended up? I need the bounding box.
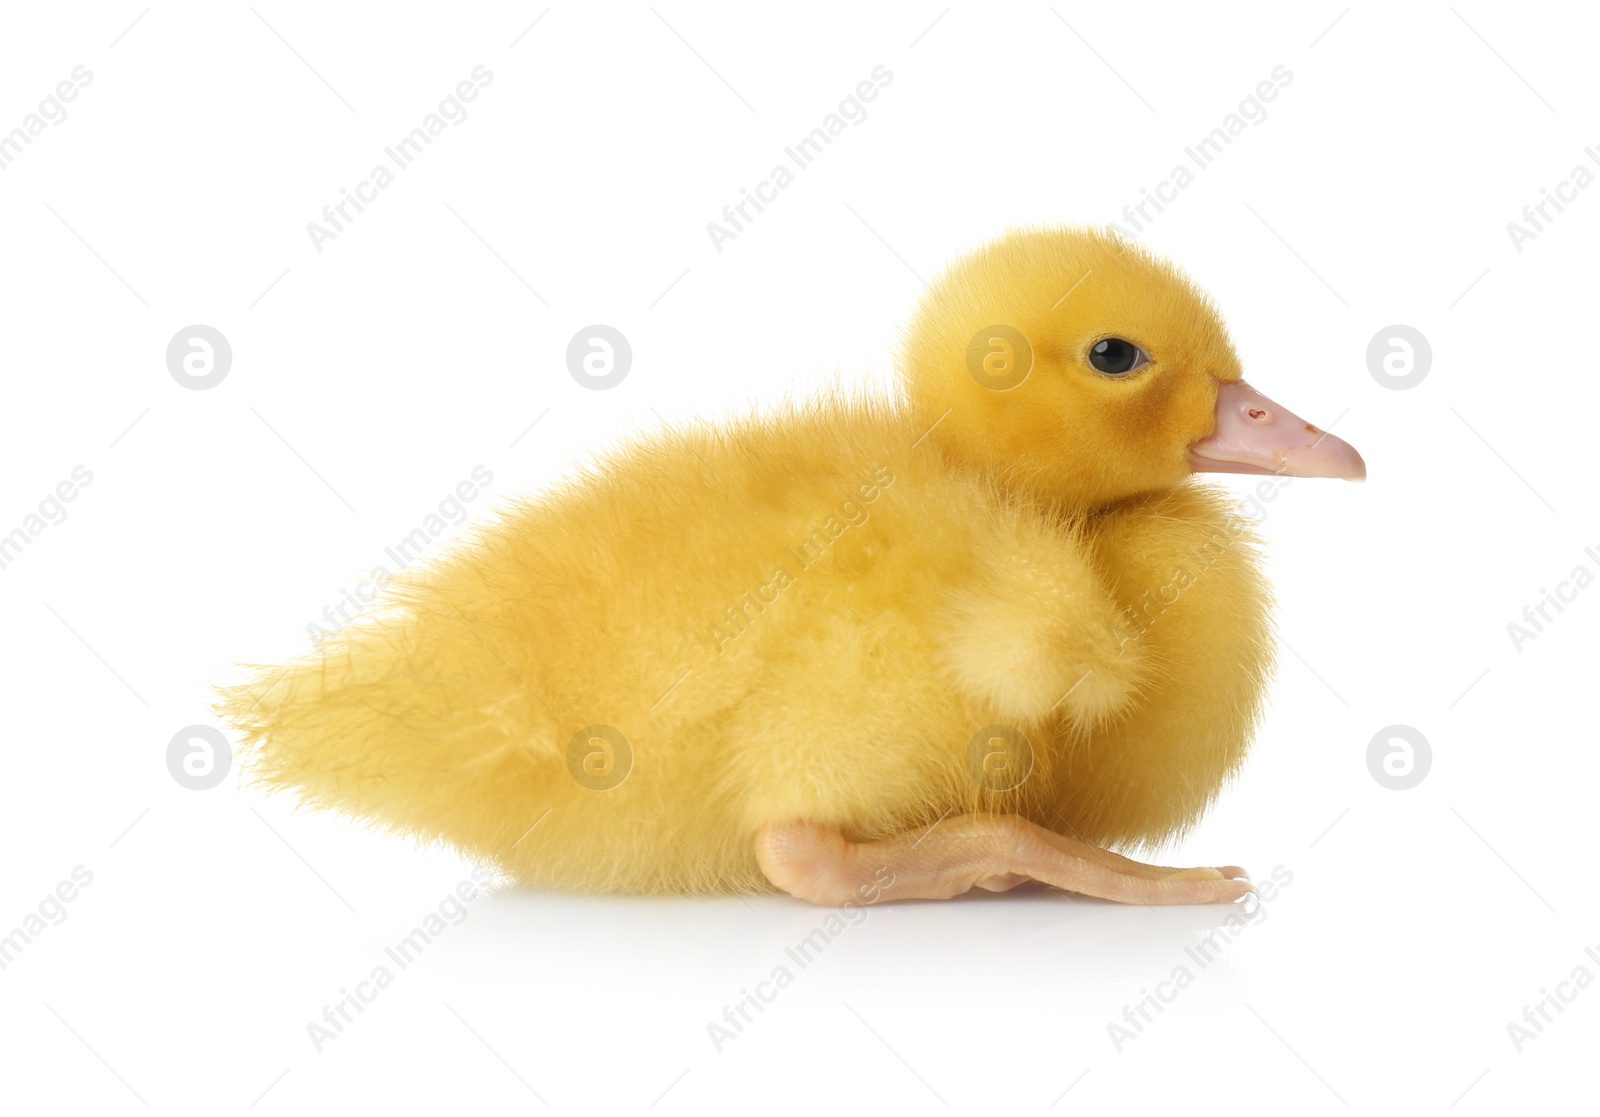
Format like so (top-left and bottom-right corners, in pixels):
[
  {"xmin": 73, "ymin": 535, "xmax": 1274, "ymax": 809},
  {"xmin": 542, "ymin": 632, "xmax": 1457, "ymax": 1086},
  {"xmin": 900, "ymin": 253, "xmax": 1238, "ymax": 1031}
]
[{"xmin": 1088, "ymin": 337, "xmax": 1150, "ymax": 375}]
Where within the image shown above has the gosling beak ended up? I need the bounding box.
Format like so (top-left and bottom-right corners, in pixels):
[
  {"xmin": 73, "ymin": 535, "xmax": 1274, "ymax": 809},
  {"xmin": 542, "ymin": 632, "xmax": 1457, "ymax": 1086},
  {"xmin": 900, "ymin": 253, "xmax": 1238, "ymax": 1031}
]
[{"xmin": 1188, "ymin": 380, "xmax": 1366, "ymax": 481}]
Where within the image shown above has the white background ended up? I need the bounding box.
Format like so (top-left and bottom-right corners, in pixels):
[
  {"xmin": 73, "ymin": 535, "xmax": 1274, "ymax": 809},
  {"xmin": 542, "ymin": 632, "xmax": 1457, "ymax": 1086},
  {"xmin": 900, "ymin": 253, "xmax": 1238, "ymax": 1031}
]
[{"xmin": 1, "ymin": 2, "xmax": 1594, "ymax": 1113}]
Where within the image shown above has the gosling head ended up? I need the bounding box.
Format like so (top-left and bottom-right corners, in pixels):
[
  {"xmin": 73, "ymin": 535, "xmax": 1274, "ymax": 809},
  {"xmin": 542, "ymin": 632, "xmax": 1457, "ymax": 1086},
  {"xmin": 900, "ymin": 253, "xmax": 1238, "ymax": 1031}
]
[{"xmin": 900, "ymin": 226, "xmax": 1364, "ymax": 508}]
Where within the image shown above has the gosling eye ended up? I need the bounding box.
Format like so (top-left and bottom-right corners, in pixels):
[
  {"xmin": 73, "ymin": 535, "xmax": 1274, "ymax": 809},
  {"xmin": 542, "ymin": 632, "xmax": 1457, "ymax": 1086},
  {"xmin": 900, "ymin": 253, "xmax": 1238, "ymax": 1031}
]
[{"xmin": 1087, "ymin": 337, "xmax": 1151, "ymax": 376}]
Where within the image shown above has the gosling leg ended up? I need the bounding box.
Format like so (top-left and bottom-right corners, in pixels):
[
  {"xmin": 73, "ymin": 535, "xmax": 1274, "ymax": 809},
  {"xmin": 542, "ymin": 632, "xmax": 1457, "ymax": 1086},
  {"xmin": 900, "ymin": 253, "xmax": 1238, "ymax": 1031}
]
[{"xmin": 754, "ymin": 815, "xmax": 1255, "ymax": 906}]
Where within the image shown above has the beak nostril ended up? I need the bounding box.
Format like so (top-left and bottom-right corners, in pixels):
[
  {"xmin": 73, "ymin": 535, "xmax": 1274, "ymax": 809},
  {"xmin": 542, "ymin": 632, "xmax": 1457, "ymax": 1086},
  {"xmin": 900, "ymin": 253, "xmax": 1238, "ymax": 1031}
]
[{"xmin": 1246, "ymin": 407, "xmax": 1268, "ymax": 421}]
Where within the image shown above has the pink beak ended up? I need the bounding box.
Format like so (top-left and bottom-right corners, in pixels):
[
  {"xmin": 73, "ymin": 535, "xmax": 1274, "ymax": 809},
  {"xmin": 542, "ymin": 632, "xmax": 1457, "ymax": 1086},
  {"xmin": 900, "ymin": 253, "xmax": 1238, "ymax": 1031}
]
[{"xmin": 1188, "ymin": 380, "xmax": 1365, "ymax": 481}]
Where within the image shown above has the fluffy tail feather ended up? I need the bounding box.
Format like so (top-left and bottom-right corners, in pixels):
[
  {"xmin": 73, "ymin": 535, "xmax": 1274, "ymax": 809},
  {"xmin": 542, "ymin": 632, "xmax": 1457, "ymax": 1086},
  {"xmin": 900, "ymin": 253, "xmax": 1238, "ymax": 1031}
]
[{"xmin": 214, "ymin": 589, "xmax": 559, "ymax": 857}]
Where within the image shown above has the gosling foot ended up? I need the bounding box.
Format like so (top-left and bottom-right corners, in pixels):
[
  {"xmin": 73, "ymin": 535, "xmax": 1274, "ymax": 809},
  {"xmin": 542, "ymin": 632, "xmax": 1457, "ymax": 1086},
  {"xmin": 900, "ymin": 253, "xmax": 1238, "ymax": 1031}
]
[{"xmin": 754, "ymin": 814, "xmax": 1254, "ymax": 907}]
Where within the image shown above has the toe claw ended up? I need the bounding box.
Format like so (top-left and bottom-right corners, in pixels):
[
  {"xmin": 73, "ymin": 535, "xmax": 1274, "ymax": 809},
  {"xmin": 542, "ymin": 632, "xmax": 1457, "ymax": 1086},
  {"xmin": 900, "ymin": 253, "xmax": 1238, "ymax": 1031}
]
[{"xmin": 1232, "ymin": 883, "xmax": 1261, "ymax": 915}]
